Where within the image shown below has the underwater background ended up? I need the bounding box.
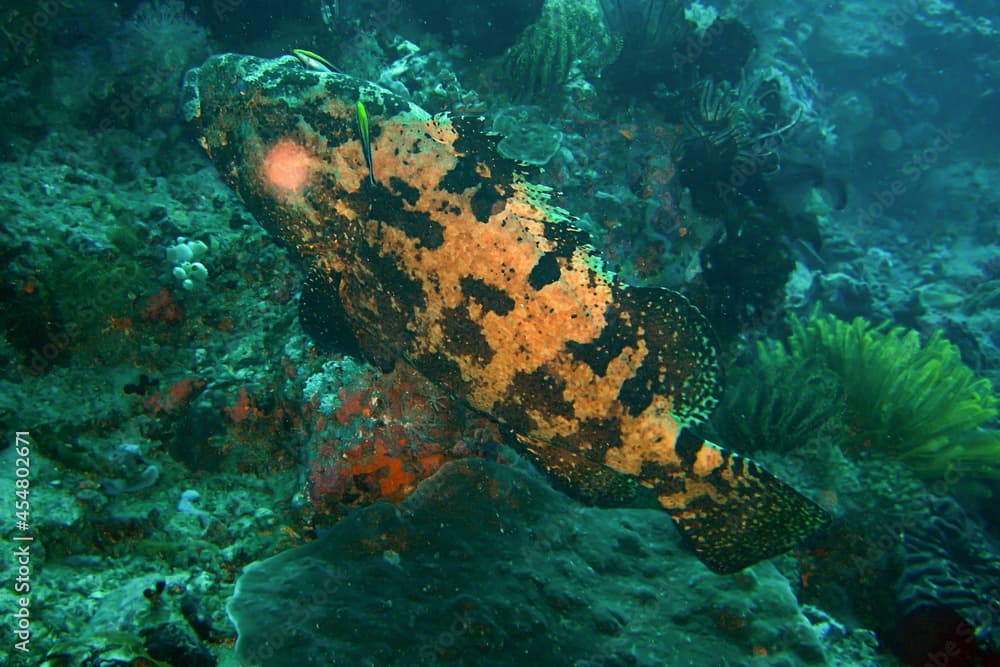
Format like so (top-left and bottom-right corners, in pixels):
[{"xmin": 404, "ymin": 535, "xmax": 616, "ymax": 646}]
[{"xmin": 1, "ymin": 0, "xmax": 999, "ymax": 665}]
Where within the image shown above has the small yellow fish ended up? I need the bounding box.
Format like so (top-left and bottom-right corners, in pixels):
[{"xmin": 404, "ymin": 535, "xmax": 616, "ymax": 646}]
[
  {"xmin": 291, "ymin": 48, "xmax": 339, "ymax": 73},
  {"xmin": 356, "ymin": 100, "xmax": 374, "ymax": 185}
]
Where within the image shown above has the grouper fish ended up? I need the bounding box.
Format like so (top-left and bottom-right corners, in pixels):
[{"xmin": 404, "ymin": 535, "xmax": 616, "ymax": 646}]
[{"xmin": 181, "ymin": 54, "xmax": 829, "ymax": 574}]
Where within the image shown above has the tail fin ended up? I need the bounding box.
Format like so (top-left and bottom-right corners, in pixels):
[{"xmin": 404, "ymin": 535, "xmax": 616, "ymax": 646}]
[
  {"xmin": 521, "ymin": 430, "xmax": 829, "ymax": 574},
  {"xmin": 659, "ymin": 430, "xmax": 830, "ymax": 574}
]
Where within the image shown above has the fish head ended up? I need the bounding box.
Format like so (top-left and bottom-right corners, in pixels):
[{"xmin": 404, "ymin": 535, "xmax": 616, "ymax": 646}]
[{"xmin": 181, "ymin": 54, "xmax": 429, "ymax": 262}]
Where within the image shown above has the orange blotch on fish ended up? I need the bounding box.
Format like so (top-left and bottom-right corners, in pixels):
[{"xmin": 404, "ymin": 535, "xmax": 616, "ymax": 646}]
[
  {"xmin": 606, "ymin": 397, "xmax": 682, "ymax": 475},
  {"xmin": 692, "ymin": 444, "xmax": 724, "ymax": 476},
  {"xmin": 263, "ymin": 140, "xmax": 314, "ymax": 191}
]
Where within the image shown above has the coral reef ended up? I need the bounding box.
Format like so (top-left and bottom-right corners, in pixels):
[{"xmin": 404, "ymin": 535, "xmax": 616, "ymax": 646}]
[
  {"xmin": 502, "ymin": 0, "xmax": 614, "ymax": 103},
  {"xmin": 689, "ymin": 204, "xmax": 799, "ymax": 343},
  {"xmin": 714, "ymin": 312, "xmax": 1000, "ymax": 480},
  {"xmin": 786, "ymin": 313, "xmax": 1000, "ymax": 479},
  {"xmin": 892, "ymin": 495, "xmax": 1000, "ymax": 650},
  {"xmin": 1, "ymin": 0, "xmax": 997, "ymax": 664},
  {"xmin": 102, "ymin": 0, "xmax": 210, "ymax": 132},
  {"xmin": 228, "ymin": 459, "xmax": 878, "ymax": 667},
  {"xmin": 706, "ymin": 351, "xmax": 847, "ymax": 456},
  {"xmin": 303, "ymin": 364, "xmax": 500, "ymax": 517},
  {"xmin": 677, "ymin": 74, "xmax": 794, "ymax": 215},
  {"xmin": 597, "ymin": 0, "xmax": 691, "ymax": 95},
  {"xmin": 492, "ymin": 105, "xmax": 564, "ymax": 165}
]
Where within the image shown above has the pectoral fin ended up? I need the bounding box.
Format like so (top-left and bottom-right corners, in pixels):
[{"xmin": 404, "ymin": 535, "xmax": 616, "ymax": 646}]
[{"xmin": 299, "ymin": 268, "xmax": 364, "ymax": 359}]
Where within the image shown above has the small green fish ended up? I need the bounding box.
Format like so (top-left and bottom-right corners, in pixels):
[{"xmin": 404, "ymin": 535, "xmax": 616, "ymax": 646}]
[
  {"xmin": 356, "ymin": 100, "xmax": 375, "ymax": 185},
  {"xmin": 292, "ymin": 48, "xmax": 340, "ymax": 73}
]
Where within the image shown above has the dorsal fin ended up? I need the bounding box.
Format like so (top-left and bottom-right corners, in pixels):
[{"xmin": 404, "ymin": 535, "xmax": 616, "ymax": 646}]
[
  {"xmin": 620, "ymin": 285, "xmax": 722, "ymax": 426},
  {"xmin": 566, "ymin": 285, "xmax": 722, "ymax": 427}
]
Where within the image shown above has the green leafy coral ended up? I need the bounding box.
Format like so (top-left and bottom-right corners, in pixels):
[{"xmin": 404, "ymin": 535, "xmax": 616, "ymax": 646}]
[
  {"xmin": 501, "ymin": 0, "xmax": 615, "ymax": 102},
  {"xmin": 707, "ymin": 353, "xmax": 848, "ymax": 456},
  {"xmin": 710, "ymin": 312, "xmax": 1000, "ymax": 480}
]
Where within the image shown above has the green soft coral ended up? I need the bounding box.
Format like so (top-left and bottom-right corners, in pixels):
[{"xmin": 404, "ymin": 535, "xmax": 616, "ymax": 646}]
[
  {"xmin": 501, "ymin": 0, "xmax": 615, "ymax": 102},
  {"xmin": 712, "ymin": 312, "xmax": 1000, "ymax": 480},
  {"xmin": 707, "ymin": 353, "xmax": 847, "ymax": 457}
]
